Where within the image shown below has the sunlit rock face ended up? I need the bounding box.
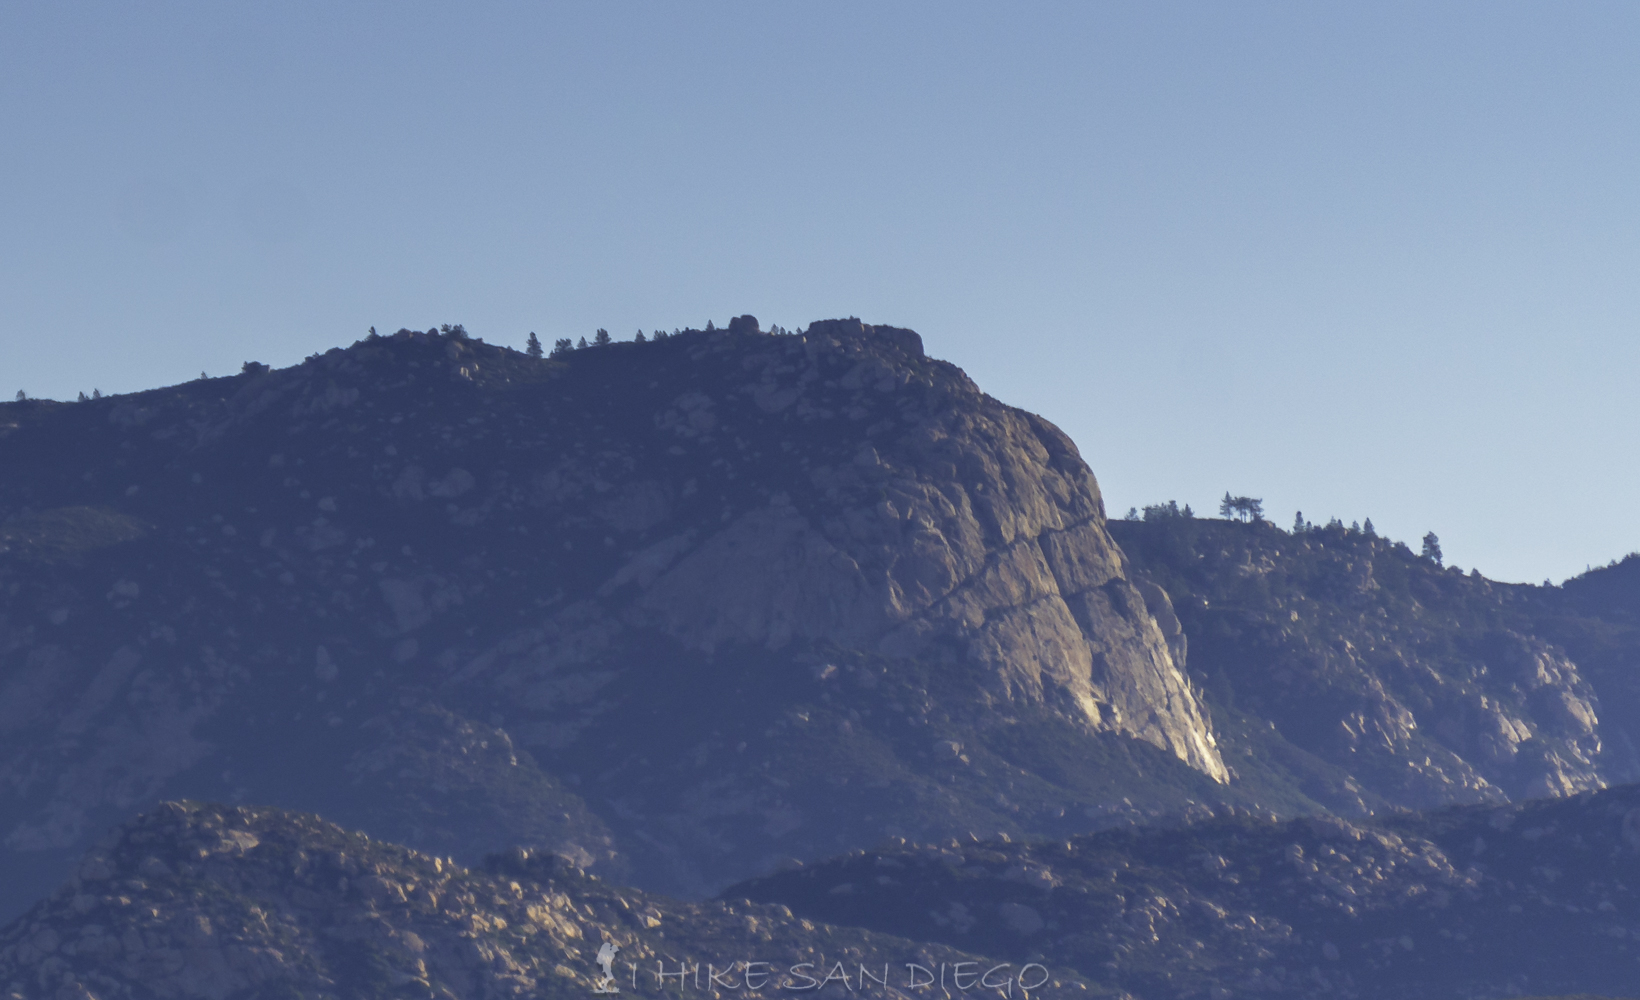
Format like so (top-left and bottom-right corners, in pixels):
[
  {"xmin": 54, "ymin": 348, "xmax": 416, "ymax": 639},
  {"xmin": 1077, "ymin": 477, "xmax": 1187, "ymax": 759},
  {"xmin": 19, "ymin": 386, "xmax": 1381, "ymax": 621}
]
[
  {"xmin": 620, "ymin": 318, "xmax": 1224, "ymax": 780},
  {"xmin": 0, "ymin": 318, "xmax": 1228, "ymax": 918}
]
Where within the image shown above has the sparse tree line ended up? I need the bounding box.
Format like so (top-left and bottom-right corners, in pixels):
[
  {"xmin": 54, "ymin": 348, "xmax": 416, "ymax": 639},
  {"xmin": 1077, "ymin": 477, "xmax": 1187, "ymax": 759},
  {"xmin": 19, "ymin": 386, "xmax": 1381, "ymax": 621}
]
[
  {"xmin": 370, "ymin": 316, "xmax": 799, "ymax": 362},
  {"xmin": 536, "ymin": 316, "xmax": 798, "ymax": 358},
  {"xmin": 1123, "ymin": 492, "xmax": 1450, "ymax": 568},
  {"xmin": 16, "ymin": 318, "xmax": 804, "ymax": 403},
  {"xmin": 16, "ymin": 388, "xmax": 103, "ymax": 403}
]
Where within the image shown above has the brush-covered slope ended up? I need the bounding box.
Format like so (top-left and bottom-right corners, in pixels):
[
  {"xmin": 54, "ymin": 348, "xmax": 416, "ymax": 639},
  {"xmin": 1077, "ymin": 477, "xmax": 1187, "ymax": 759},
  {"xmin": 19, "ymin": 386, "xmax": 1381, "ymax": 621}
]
[
  {"xmin": 731, "ymin": 782, "xmax": 1640, "ymax": 1000},
  {"xmin": 0, "ymin": 801, "xmax": 1076, "ymax": 1000},
  {"xmin": 0, "ymin": 319, "xmax": 1238, "ymax": 922}
]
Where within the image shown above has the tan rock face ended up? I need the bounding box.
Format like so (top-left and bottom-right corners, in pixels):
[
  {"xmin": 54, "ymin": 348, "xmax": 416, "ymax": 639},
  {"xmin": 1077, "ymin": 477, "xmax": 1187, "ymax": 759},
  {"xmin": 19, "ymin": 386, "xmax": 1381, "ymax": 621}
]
[{"xmin": 623, "ymin": 320, "xmax": 1225, "ymax": 781}]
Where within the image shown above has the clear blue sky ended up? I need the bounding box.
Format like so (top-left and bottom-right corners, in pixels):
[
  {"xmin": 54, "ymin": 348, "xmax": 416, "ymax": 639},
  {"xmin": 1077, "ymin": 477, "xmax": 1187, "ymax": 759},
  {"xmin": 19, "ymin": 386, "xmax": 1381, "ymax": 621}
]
[{"xmin": 4, "ymin": 2, "xmax": 1637, "ymax": 584}]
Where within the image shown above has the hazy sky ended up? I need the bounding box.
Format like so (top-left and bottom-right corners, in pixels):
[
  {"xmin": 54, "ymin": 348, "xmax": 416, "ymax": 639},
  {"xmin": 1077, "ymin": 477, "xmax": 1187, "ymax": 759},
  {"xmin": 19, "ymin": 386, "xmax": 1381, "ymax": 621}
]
[{"xmin": 4, "ymin": 3, "xmax": 1637, "ymax": 584}]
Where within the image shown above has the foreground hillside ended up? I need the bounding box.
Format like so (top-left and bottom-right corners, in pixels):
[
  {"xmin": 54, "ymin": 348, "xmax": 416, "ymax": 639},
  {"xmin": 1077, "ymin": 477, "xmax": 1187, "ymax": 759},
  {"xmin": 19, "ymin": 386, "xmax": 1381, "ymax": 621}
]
[
  {"xmin": 5, "ymin": 792, "xmax": 1637, "ymax": 1000},
  {"xmin": 0, "ymin": 319, "xmax": 1249, "ymax": 923},
  {"xmin": 0, "ymin": 801, "xmax": 1074, "ymax": 1000},
  {"xmin": 733, "ymin": 782, "xmax": 1640, "ymax": 999}
]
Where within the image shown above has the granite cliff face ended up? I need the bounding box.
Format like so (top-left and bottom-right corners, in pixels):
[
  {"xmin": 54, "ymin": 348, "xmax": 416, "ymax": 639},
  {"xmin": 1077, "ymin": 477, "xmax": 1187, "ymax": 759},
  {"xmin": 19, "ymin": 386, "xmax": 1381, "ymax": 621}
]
[
  {"xmin": 604, "ymin": 319, "xmax": 1223, "ymax": 778},
  {"xmin": 0, "ymin": 319, "xmax": 1231, "ymax": 922}
]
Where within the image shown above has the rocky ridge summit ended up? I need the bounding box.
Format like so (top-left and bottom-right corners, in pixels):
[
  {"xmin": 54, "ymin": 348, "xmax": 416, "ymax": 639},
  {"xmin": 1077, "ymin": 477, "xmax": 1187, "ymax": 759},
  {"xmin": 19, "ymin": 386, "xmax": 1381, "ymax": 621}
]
[{"xmin": 0, "ymin": 318, "xmax": 1234, "ymax": 921}]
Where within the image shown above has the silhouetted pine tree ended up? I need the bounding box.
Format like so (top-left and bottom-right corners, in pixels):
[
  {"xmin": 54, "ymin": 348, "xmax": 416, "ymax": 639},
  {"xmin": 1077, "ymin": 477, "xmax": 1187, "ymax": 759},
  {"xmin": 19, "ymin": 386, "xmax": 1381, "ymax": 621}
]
[
  {"xmin": 594, "ymin": 329, "xmax": 611, "ymax": 347},
  {"xmin": 1422, "ymin": 532, "xmax": 1443, "ymax": 565},
  {"xmin": 1220, "ymin": 493, "xmax": 1263, "ymax": 523},
  {"xmin": 526, "ymin": 333, "xmax": 543, "ymax": 358}
]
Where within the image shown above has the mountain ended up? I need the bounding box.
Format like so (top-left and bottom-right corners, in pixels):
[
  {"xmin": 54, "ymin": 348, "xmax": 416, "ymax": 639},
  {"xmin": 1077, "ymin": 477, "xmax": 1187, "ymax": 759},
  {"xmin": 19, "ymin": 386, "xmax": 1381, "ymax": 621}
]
[
  {"xmin": 730, "ymin": 781, "xmax": 1640, "ymax": 999},
  {"xmin": 0, "ymin": 318, "xmax": 1251, "ymax": 924},
  {"xmin": 0, "ymin": 800, "xmax": 1083, "ymax": 1000},
  {"xmin": 6, "ymin": 316, "xmax": 1640, "ymax": 997}
]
